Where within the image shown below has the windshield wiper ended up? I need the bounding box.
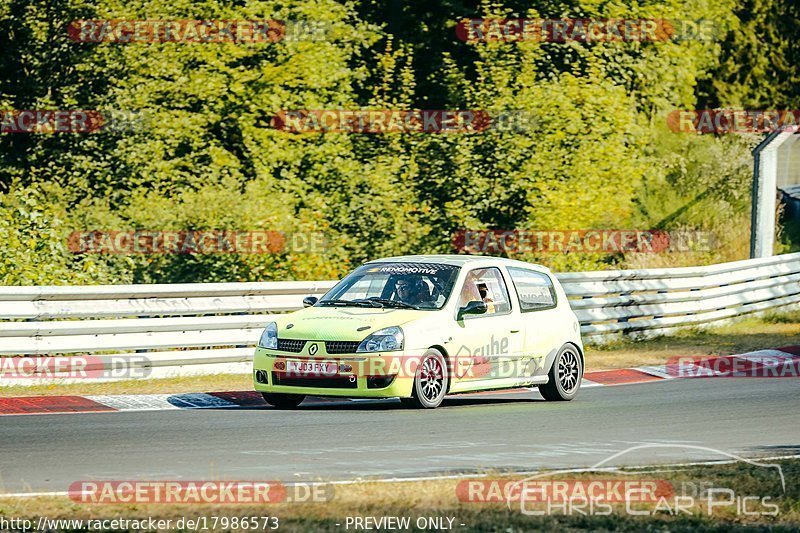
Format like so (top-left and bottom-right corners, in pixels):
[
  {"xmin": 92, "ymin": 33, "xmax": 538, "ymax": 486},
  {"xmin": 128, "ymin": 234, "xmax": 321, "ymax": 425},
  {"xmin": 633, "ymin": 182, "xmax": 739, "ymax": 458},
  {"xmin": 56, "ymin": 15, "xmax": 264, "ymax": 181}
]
[
  {"xmin": 317, "ymin": 299, "xmax": 357, "ymax": 307},
  {"xmin": 351, "ymin": 299, "xmax": 383, "ymax": 308},
  {"xmin": 319, "ymin": 298, "xmax": 419, "ymax": 310},
  {"xmin": 365, "ymin": 297, "xmax": 419, "ymax": 310},
  {"xmin": 318, "ymin": 299, "xmax": 380, "ymax": 308}
]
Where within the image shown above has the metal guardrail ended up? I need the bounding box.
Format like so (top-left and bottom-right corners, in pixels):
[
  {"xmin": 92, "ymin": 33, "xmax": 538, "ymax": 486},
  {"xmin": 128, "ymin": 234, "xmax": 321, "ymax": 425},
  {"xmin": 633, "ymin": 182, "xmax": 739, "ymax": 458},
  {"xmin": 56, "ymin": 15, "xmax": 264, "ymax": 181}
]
[{"xmin": 1, "ymin": 254, "xmax": 799, "ymax": 381}]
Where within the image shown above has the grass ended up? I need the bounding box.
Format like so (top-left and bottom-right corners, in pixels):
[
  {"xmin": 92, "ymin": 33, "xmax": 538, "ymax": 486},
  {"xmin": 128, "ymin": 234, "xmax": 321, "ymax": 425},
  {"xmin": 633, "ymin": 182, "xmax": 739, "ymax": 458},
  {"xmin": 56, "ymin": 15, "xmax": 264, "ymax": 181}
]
[
  {"xmin": 1, "ymin": 459, "xmax": 798, "ymax": 531},
  {"xmin": 1, "ymin": 309, "xmax": 798, "ymax": 398}
]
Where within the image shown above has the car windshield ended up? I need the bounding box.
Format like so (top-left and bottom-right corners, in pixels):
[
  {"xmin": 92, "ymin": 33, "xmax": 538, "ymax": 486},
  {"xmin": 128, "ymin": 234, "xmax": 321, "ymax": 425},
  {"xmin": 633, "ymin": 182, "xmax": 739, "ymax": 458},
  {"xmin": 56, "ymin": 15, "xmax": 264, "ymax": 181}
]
[{"xmin": 319, "ymin": 262, "xmax": 461, "ymax": 310}]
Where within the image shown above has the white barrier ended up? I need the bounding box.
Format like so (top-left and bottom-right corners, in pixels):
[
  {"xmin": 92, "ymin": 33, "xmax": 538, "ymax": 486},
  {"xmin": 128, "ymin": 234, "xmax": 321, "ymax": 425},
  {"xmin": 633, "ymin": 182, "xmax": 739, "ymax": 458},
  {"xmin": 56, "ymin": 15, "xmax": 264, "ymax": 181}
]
[{"xmin": 1, "ymin": 254, "xmax": 798, "ymax": 381}]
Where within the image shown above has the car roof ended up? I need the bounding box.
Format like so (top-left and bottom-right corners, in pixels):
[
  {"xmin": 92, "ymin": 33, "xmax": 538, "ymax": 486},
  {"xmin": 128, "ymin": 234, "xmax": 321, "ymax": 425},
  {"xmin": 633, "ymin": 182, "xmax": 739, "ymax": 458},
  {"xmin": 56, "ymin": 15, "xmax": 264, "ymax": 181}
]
[{"xmin": 365, "ymin": 254, "xmax": 551, "ymax": 273}]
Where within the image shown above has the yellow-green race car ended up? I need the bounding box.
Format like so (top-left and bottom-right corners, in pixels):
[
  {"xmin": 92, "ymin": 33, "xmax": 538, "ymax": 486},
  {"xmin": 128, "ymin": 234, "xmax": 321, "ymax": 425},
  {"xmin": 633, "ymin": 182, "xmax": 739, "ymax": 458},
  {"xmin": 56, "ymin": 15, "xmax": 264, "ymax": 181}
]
[{"xmin": 253, "ymin": 255, "xmax": 584, "ymax": 409}]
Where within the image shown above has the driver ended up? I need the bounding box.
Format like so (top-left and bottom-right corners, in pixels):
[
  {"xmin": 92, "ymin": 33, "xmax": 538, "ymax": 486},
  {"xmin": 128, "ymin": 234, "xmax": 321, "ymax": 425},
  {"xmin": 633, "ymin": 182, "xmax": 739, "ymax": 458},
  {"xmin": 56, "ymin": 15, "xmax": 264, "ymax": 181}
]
[{"xmin": 395, "ymin": 276, "xmax": 432, "ymax": 306}]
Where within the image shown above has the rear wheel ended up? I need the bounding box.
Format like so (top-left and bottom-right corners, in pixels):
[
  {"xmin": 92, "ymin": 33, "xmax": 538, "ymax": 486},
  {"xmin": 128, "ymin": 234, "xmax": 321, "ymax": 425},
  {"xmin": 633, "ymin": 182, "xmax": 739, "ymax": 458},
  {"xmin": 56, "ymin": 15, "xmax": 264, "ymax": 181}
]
[
  {"xmin": 403, "ymin": 349, "xmax": 449, "ymax": 409},
  {"xmin": 539, "ymin": 345, "xmax": 583, "ymax": 401},
  {"xmin": 261, "ymin": 392, "xmax": 305, "ymax": 409}
]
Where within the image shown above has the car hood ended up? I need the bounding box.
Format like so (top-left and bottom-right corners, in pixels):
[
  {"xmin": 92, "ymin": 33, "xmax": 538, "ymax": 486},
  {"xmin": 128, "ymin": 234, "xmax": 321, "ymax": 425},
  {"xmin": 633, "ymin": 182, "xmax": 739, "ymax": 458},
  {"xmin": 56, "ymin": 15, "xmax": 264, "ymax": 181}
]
[{"xmin": 275, "ymin": 306, "xmax": 426, "ymax": 341}]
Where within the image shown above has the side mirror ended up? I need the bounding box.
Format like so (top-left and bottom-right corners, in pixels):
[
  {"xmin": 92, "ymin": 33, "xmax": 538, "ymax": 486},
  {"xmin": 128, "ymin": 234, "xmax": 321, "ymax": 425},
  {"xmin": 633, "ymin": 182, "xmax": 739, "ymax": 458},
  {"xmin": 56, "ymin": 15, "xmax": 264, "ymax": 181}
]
[
  {"xmin": 458, "ymin": 300, "xmax": 487, "ymax": 319},
  {"xmin": 302, "ymin": 296, "xmax": 318, "ymax": 308}
]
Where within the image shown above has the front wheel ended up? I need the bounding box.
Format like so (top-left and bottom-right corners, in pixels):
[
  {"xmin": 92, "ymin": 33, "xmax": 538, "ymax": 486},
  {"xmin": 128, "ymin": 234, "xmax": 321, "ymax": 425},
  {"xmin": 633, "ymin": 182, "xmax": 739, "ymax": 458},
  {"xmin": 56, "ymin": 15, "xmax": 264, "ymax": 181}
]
[
  {"xmin": 403, "ymin": 349, "xmax": 449, "ymax": 409},
  {"xmin": 261, "ymin": 392, "xmax": 305, "ymax": 409},
  {"xmin": 539, "ymin": 345, "xmax": 583, "ymax": 401}
]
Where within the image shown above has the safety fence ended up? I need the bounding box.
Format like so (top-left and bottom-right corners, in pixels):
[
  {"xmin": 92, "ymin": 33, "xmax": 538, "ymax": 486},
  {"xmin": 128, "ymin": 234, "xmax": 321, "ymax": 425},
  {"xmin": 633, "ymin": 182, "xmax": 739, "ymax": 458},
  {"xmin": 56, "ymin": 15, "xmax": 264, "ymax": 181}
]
[{"xmin": 1, "ymin": 253, "xmax": 798, "ymax": 382}]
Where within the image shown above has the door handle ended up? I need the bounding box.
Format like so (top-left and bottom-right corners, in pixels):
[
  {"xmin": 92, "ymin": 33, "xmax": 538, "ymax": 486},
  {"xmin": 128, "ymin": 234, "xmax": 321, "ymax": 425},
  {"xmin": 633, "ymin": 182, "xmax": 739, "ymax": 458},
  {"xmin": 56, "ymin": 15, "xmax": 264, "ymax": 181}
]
[{"xmin": 510, "ymin": 329, "xmax": 520, "ymax": 333}]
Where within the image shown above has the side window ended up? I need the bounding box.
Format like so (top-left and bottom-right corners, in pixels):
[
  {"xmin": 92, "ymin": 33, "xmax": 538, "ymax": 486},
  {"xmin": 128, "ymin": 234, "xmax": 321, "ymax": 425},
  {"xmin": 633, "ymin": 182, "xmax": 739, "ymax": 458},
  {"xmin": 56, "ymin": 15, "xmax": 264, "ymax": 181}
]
[
  {"xmin": 507, "ymin": 267, "xmax": 557, "ymax": 312},
  {"xmin": 457, "ymin": 268, "xmax": 512, "ymax": 316}
]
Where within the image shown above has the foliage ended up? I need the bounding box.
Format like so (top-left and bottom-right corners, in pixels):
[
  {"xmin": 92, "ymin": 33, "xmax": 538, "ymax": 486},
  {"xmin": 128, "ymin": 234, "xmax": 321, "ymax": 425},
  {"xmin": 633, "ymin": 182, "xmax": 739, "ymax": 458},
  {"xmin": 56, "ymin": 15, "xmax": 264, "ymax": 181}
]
[
  {"xmin": 0, "ymin": 186, "xmax": 122, "ymax": 284},
  {"xmin": 0, "ymin": 0, "xmax": 792, "ymax": 284}
]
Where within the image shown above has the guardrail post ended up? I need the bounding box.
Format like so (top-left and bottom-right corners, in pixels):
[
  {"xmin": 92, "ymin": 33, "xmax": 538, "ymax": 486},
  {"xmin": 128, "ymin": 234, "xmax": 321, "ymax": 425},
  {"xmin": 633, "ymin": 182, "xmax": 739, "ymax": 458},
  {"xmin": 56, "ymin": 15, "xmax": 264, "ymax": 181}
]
[{"xmin": 751, "ymin": 130, "xmax": 799, "ymax": 258}]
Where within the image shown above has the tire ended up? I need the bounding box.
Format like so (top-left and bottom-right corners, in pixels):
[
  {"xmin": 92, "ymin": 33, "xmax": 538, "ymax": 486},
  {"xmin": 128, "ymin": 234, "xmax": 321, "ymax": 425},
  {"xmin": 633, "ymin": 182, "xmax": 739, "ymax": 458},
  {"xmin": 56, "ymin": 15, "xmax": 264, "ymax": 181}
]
[
  {"xmin": 539, "ymin": 344, "xmax": 583, "ymax": 401},
  {"xmin": 404, "ymin": 348, "xmax": 449, "ymax": 409},
  {"xmin": 261, "ymin": 392, "xmax": 305, "ymax": 409}
]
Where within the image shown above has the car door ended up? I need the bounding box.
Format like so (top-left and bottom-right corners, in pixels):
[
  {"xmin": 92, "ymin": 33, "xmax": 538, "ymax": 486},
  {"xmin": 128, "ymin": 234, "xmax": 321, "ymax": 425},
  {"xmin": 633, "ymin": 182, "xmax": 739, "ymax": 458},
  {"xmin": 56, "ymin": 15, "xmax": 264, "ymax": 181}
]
[
  {"xmin": 505, "ymin": 266, "xmax": 561, "ymax": 379},
  {"xmin": 451, "ymin": 267, "xmax": 524, "ymax": 386}
]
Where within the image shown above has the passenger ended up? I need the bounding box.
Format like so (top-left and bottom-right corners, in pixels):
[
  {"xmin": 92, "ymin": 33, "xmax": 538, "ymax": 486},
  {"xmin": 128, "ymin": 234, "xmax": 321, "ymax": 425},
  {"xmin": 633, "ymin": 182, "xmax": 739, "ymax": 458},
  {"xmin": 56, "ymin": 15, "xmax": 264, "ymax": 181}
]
[{"xmin": 477, "ymin": 282, "xmax": 495, "ymax": 313}]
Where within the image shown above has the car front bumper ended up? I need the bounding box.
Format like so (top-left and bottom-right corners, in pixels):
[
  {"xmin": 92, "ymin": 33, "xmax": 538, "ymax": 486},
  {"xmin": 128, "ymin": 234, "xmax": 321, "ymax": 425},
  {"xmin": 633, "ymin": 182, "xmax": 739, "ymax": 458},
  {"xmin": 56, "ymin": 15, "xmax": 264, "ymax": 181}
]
[{"xmin": 252, "ymin": 347, "xmax": 418, "ymax": 398}]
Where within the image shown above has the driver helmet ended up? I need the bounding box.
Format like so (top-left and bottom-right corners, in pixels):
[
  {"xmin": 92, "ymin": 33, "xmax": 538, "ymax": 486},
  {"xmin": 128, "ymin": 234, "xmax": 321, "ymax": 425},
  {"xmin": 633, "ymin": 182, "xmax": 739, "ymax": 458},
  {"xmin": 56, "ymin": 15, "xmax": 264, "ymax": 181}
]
[{"xmin": 395, "ymin": 276, "xmax": 430, "ymax": 304}]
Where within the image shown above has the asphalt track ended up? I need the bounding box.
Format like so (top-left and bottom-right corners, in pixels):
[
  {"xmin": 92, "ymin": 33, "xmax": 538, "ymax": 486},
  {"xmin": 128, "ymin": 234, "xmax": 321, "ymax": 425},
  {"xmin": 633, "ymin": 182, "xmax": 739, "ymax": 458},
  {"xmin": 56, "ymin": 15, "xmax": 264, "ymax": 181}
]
[{"xmin": 1, "ymin": 378, "xmax": 798, "ymax": 493}]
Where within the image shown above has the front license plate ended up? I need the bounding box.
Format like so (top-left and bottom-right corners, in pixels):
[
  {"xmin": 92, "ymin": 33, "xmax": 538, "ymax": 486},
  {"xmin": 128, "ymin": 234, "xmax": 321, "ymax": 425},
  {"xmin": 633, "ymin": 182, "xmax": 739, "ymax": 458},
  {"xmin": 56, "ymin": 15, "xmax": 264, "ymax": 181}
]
[{"xmin": 285, "ymin": 360, "xmax": 338, "ymax": 376}]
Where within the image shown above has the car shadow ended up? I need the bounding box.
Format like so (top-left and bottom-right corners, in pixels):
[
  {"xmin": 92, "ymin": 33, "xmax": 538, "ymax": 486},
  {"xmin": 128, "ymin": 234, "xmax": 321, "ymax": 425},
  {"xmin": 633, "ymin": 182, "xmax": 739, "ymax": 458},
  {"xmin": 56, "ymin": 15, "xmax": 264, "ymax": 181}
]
[
  {"xmin": 295, "ymin": 394, "xmax": 544, "ymax": 411},
  {"xmin": 168, "ymin": 391, "xmax": 545, "ymax": 412},
  {"xmin": 745, "ymin": 444, "xmax": 800, "ymax": 456}
]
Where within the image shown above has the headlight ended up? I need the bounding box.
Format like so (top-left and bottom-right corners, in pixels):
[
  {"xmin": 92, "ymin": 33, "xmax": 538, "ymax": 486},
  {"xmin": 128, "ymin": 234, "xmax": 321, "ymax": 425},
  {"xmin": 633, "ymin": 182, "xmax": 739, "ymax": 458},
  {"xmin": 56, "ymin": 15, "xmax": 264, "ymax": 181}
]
[
  {"xmin": 357, "ymin": 326, "xmax": 404, "ymax": 353},
  {"xmin": 258, "ymin": 322, "xmax": 278, "ymax": 349}
]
